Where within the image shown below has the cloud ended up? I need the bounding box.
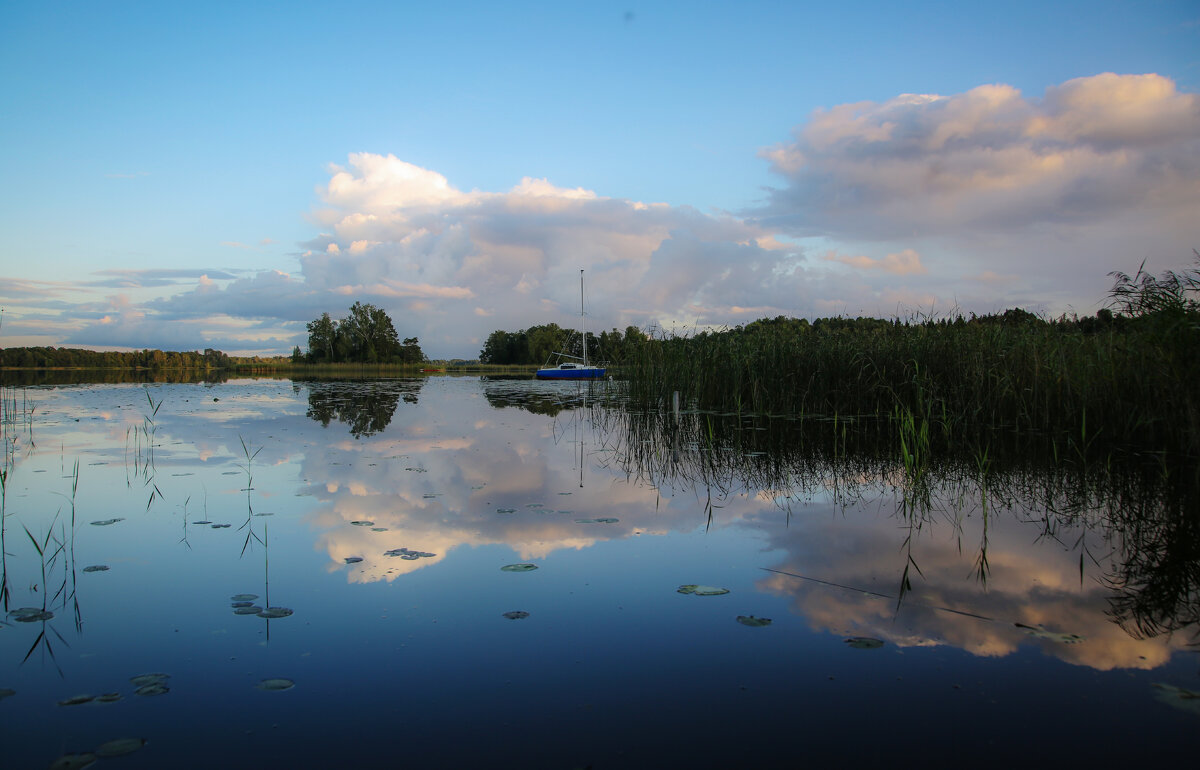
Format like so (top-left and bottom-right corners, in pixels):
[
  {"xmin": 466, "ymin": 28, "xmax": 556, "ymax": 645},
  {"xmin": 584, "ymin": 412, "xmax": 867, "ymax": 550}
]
[
  {"xmin": 8, "ymin": 74, "xmax": 1198, "ymax": 358},
  {"xmin": 823, "ymin": 248, "xmax": 927, "ymax": 275},
  {"xmin": 754, "ymin": 73, "xmax": 1200, "ymax": 241}
]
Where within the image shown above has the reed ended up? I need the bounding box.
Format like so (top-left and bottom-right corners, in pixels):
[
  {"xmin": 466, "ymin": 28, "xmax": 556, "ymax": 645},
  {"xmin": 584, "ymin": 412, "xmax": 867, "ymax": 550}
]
[{"xmin": 619, "ymin": 260, "xmax": 1200, "ymax": 472}]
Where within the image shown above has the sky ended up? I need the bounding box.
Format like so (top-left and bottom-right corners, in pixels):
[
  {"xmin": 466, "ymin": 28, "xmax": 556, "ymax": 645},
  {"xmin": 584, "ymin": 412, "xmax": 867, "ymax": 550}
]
[{"xmin": 1, "ymin": 0, "xmax": 1197, "ymax": 360}]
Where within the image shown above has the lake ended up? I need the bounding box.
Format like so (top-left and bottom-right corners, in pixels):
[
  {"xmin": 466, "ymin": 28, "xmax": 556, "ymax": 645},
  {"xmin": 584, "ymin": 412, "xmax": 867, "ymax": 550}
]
[{"xmin": 2, "ymin": 376, "xmax": 1197, "ymax": 768}]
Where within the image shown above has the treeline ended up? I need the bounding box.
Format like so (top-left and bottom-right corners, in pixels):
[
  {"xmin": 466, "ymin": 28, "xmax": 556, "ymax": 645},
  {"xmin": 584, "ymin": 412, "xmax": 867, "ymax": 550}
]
[
  {"xmin": 302, "ymin": 302, "xmax": 425, "ymax": 364},
  {"xmin": 479, "ymin": 324, "xmax": 648, "ymax": 365},
  {"xmin": 0, "ymin": 346, "xmax": 231, "ymax": 370}
]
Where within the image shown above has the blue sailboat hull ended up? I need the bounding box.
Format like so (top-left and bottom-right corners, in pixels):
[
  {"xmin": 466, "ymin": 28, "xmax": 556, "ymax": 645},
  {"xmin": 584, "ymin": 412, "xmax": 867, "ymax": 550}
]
[{"xmin": 535, "ymin": 366, "xmax": 607, "ymax": 380}]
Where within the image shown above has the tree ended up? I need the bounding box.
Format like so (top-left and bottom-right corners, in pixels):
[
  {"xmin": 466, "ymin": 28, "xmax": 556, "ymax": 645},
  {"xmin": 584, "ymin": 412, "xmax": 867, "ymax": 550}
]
[
  {"xmin": 304, "ymin": 304, "xmax": 419, "ymax": 364},
  {"xmin": 306, "ymin": 313, "xmax": 338, "ymax": 363}
]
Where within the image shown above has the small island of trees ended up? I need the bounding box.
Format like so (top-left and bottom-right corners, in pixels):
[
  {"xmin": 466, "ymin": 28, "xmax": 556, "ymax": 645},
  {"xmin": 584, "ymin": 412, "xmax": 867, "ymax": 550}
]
[{"xmin": 300, "ymin": 302, "xmax": 425, "ymax": 365}]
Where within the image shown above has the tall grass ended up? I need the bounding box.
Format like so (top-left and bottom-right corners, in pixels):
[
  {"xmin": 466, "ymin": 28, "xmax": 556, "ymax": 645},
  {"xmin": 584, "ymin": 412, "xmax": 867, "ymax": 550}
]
[{"xmin": 620, "ymin": 259, "xmax": 1200, "ymax": 470}]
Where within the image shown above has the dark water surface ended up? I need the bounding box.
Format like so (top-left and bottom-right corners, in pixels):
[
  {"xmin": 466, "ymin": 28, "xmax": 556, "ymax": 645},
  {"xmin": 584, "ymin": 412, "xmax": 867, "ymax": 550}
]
[{"xmin": 1, "ymin": 377, "xmax": 1196, "ymax": 768}]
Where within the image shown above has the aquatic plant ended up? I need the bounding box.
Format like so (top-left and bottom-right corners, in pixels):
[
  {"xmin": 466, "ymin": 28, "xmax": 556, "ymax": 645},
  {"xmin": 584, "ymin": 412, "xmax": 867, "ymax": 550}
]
[{"xmin": 617, "ymin": 258, "xmax": 1200, "ymax": 474}]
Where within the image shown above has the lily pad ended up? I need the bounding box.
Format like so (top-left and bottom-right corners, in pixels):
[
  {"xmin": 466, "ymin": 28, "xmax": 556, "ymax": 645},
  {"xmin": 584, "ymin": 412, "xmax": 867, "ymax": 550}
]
[
  {"xmin": 129, "ymin": 673, "xmax": 169, "ymax": 687},
  {"xmin": 845, "ymin": 637, "xmax": 884, "ymax": 649},
  {"xmin": 231, "ymin": 600, "xmax": 254, "ymax": 608},
  {"xmin": 234, "ymin": 606, "xmax": 264, "ymax": 615},
  {"xmin": 258, "ymin": 607, "xmax": 294, "ymax": 619},
  {"xmin": 230, "ymin": 594, "xmax": 258, "ymax": 602},
  {"xmin": 94, "ymin": 692, "xmax": 123, "ymax": 703},
  {"xmin": 95, "ymin": 738, "xmax": 147, "ymax": 758},
  {"xmin": 737, "ymin": 615, "xmax": 772, "ymax": 627},
  {"xmin": 256, "ymin": 678, "xmax": 295, "ymax": 691},
  {"xmin": 677, "ymin": 585, "xmax": 729, "ymax": 596},
  {"xmin": 48, "ymin": 753, "xmax": 97, "ymax": 770},
  {"xmin": 211, "ymin": 523, "xmax": 231, "ymax": 529},
  {"xmin": 193, "ymin": 520, "xmax": 213, "ymax": 525},
  {"xmin": 497, "ymin": 508, "xmax": 517, "ymax": 514},
  {"xmin": 502, "ymin": 611, "xmax": 530, "ymax": 620},
  {"xmin": 90, "ymin": 518, "xmax": 124, "ymax": 526},
  {"xmin": 83, "ymin": 565, "xmax": 110, "ymax": 573},
  {"xmin": 344, "ymin": 556, "xmax": 364, "ymax": 564},
  {"xmin": 0, "ymin": 688, "xmax": 15, "ymax": 700},
  {"xmin": 134, "ymin": 683, "xmax": 170, "ymax": 697},
  {"xmin": 350, "ymin": 520, "xmax": 375, "ymax": 527},
  {"xmin": 58, "ymin": 694, "xmax": 95, "ymax": 706},
  {"xmin": 593, "ymin": 517, "xmax": 619, "ymax": 524},
  {"xmin": 370, "ymin": 527, "xmax": 388, "ymax": 532},
  {"xmin": 10, "ymin": 607, "xmax": 54, "ymax": 622},
  {"xmin": 1015, "ymin": 623, "xmax": 1083, "ymax": 644},
  {"xmin": 1152, "ymin": 683, "xmax": 1200, "ymax": 716},
  {"xmin": 384, "ymin": 548, "xmax": 435, "ymax": 559},
  {"xmin": 501, "ymin": 563, "xmax": 538, "ymax": 572}
]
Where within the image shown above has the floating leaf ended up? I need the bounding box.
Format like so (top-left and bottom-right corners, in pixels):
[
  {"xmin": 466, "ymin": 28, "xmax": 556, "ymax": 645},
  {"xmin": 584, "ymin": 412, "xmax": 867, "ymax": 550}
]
[
  {"xmin": 90, "ymin": 518, "xmax": 124, "ymax": 526},
  {"xmin": 82, "ymin": 565, "xmax": 110, "ymax": 573},
  {"xmin": 737, "ymin": 615, "xmax": 772, "ymax": 627},
  {"xmin": 48, "ymin": 752, "xmax": 97, "ymax": 770},
  {"xmin": 350, "ymin": 521, "xmax": 375, "ymax": 527},
  {"xmin": 1015, "ymin": 623, "xmax": 1083, "ymax": 644},
  {"xmin": 94, "ymin": 692, "xmax": 123, "ymax": 703},
  {"xmin": 231, "ymin": 601, "xmax": 255, "ymax": 608},
  {"xmin": 230, "ymin": 594, "xmax": 258, "ymax": 602},
  {"xmin": 677, "ymin": 585, "xmax": 729, "ymax": 596},
  {"xmin": 593, "ymin": 517, "xmax": 619, "ymax": 524},
  {"xmin": 95, "ymin": 738, "xmax": 147, "ymax": 758},
  {"xmin": 211, "ymin": 523, "xmax": 231, "ymax": 529},
  {"xmin": 0, "ymin": 688, "xmax": 15, "ymax": 700},
  {"xmin": 845, "ymin": 637, "xmax": 884, "ymax": 649},
  {"xmin": 258, "ymin": 607, "xmax": 294, "ymax": 619},
  {"xmin": 10, "ymin": 607, "xmax": 54, "ymax": 622},
  {"xmin": 234, "ymin": 606, "xmax": 264, "ymax": 615},
  {"xmin": 1152, "ymin": 683, "xmax": 1200, "ymax": 716},
  {"xmin": 344, "ymin": 557, "xmax": 364, "ymax": 564},
  {"xmin": 497, "ymin": 508, "xmax": 516, "ymax": 514},
  {"xmin": 370, "ymin": 527, "xmax": 387, "ymax": 531},
  {"xmin": 384, "ymin": 548, "xmax": 435, "ymax": 559},
  {"xmin": 193, "ymin": 520, "xmax": 212, "ymax": 525},
  {"xmin": 129, "ymin": 673, "xmax": 169, "ymax": 687},
  {"xmin": 256, "ymin": 678, "xmax": 295, "ymax": 691},
  {"xmin": 501, "ymin": 563, "xmax": 538, "ymax": 572},
  {"xmin": 574, "ymin": 518, "xmax": 597, "ymax": 524},
  {"xmin": 58, "ymin": 694, "xmax": 95, "ymax": 706},
  {"xmin": 502, "ymin": 611, "xmax": 530, "ymax": 620},
  {"xmin": 134, "ymin": 684, "xmax": 169, "ymax": 697}
]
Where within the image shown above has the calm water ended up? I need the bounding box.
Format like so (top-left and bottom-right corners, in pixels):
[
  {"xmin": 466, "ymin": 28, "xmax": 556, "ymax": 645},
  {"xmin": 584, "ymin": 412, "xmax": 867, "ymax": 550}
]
[{"xmin": 1, "ymin": 377, "xmax": 1197, "ymax": 768}]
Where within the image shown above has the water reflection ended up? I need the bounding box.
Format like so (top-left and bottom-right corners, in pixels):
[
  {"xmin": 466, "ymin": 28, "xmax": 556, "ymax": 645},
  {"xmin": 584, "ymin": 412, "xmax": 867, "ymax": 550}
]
[
  {"xmin": 598, "ymin": 405, "xmax": 1200, "ymax": 669},
  {"xmin": 2, "ymin": 378, "xmax": 1196, "ymax": 767},
  {"xmin": 299, "ymin": 378, "xmax": 424, "ymax": 437},
  {"xmin": 481, "ymin": 375, "xmax": 616, "ymax": 415}
]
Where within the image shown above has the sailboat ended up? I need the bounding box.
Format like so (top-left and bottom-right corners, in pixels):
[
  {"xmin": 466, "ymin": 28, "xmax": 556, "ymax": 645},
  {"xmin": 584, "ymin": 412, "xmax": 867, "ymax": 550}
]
[{"xmin": 535, "ymin": 269, "xmax": 607, "ymax": 380}]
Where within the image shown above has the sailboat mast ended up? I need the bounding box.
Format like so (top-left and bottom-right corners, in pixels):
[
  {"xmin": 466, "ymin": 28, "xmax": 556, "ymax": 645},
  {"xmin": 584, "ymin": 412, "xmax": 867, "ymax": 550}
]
[{"xmin": 580, "ymin": 269, "xmax": 587, "ymax": 366}]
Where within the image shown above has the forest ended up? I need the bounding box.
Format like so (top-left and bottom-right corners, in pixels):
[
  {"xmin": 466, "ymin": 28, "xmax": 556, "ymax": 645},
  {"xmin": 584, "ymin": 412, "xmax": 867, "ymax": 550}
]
[{"xmin": 0, "ymin": 346, "xmax": 230, "ymax": 370}]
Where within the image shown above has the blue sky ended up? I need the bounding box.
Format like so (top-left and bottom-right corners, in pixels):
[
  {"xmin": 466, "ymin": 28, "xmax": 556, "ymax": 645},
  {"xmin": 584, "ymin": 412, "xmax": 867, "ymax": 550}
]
[{"xmin": 1, "ymin": 0, "xmax": 1197, "ymax": 358}]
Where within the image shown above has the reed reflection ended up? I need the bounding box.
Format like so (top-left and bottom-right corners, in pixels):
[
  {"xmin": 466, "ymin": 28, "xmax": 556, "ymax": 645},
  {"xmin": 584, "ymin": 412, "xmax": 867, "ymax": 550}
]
[{"xmin": 598, "ymin": 404, "xmax": 1200, "ymax": 668}]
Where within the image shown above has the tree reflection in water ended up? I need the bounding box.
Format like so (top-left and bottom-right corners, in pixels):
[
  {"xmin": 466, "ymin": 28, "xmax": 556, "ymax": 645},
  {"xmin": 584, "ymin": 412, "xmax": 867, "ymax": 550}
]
[
  {"xmin": 300, "ymin": 379, "xmax": 424, "ymax": 438},
  {"xmin": 597, "ymin": 405, "xmax": 1200, "ymax": 644}
]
